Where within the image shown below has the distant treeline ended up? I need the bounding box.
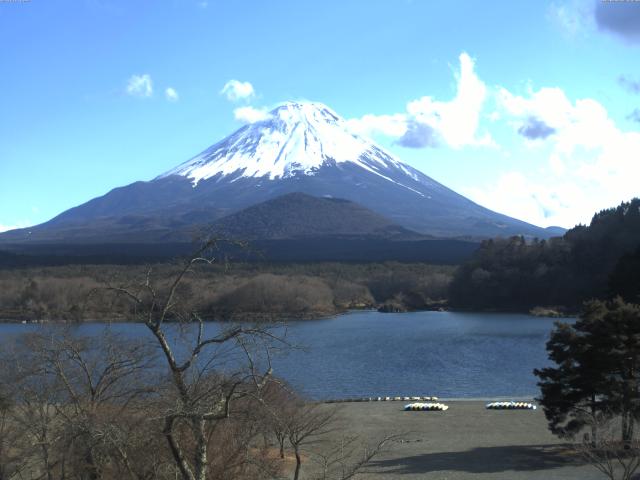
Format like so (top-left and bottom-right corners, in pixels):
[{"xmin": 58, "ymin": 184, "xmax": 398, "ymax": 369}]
[
  {"xmin": 0, "ymin": 237, "xmax": 478, "ymax": 266},
  {"xmin": 449, "ymin": 198, "xmax": 640, "ymax": 312},
  {"xmin": 0, "ymin": 262, "xmax": 454, "ymax": 322}
]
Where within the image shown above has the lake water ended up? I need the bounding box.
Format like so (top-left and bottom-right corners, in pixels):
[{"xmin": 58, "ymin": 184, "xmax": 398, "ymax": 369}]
[{"xmin": 0, "ymin": 311, "xmax": 564, "ymax": 400}]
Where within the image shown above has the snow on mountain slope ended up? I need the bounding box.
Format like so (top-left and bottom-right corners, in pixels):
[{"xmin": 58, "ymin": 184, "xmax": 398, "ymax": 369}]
[
  {"xmin": 158, "ymin": 102, "xmax": 423, "ymax": 192},
  {"xmin": 0, "ymin": 100, "xmax": 560, "ymax": 244}
]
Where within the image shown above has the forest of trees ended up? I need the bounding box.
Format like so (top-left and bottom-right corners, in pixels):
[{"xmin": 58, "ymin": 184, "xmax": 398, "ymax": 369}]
[
  {"xmin": 449, "ymin": 198, "xmax": 640, "ymax": 312},
  {"xmin": 0, "ymin": 262, "xmax": 454, "ymax": 322}
]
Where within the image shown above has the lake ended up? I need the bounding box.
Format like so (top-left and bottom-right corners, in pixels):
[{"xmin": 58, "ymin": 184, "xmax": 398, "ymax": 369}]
[{"xmin": 0, "ymin": 311, "xmax": 564, "ymax": 400}]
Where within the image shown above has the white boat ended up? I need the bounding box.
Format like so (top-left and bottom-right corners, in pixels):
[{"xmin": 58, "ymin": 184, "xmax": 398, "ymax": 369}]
[
  {"xmin": 485, "ymin": 401, "xmax": 536, "ymax": 410},
  {"xmin": 404, "ymin": 402, "xmax": 449, "ymax": 411}
]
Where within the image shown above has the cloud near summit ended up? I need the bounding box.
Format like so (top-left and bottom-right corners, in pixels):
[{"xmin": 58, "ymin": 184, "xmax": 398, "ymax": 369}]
[
  {"xmin": 220, "ymin": 79, "xmax": 269, "ymax": 124},
  {"xmin": 233, "ymin": 106, "xmax": 272, "ymax": 123},
  {"xmin": 347, "ymin": 53, "xmax": 492, "ymax": 150},
  {"xmin": 220, "ymin": 80, "xmax": 256, "ymax": 102},
  {"xmin": 0, "ymin": 222, "xmax": 30, "ymax": 233},
  {"xmin": 347, "ymin": 51, "xmax": 640, "ymax": 229},
  {"xmin": 475, "ymin": 82, "xmax": 640, "ymax": 229}
]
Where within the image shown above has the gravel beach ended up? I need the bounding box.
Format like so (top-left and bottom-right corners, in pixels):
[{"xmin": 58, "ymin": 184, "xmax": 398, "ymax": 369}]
[{"xmin": 312, "ymin": 400, "xmax": 606, "ymax": 480}]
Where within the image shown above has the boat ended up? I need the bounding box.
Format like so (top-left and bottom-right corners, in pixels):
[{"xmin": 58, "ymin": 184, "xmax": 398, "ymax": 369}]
[
  {"xmin": 403, "ymin": 402, "xmax": 449, "ymax": 411},
  {"xmin": 485, "ymin": 401, "xmax": 536, "ymax": 410}
]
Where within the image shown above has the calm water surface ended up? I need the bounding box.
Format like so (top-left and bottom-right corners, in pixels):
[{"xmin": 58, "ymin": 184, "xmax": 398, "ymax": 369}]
[{"xmin": 0, "ymin": 311, "xmax": 564, "ymax": 400}]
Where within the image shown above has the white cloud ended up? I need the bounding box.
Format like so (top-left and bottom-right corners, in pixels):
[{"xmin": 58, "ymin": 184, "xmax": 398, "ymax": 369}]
[
  {"xmin": 345, "ymin": 51, "xmax": 640, "ymax": 228},
  {"xmin": 126, "ymin": 74, "xmax": 153, "ymax": 98},
  {"xmin": 465, "ymin": 172, "xmax": 591, "ymax": 229},
  {"xmin": 347, "ymin": 113, "xmax": 407, "ymax": 138},
  {"xmin": 406, "ymin": 53, "xmax": 491, "ymax": 148},
  {"xmin": 347, "ymin": 53, "xmax": 493, "ymax": 149},
  {"xmin": 165, "ymin": 87, "xmax": 179, "ymax": 102},
  {"xmin": 468, "ymin": 84, "xmax": 640, "ymax": 228},
  {"xmin": 220, "ymin": 80, "xmax": 255, "ymax": 102},
  {"xmin": 233, "ymin": 106, "xmax": 272, "ymax": 124},
  {"xmin": 0, "ymin": 222, "xmax": 30, "ymax": 233}
]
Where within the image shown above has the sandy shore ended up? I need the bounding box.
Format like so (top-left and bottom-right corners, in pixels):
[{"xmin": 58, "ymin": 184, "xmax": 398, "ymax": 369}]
[{"xmin": 310, "ymin": 400, "xmax": 604, "ymax": 480}]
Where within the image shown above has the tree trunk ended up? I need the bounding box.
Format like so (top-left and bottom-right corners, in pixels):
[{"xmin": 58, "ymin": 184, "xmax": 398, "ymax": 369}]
[
  {"xmin": 194, "ymin": 419, "xmax": 208, "ymax": 480},
  {"xmin": 590, "ymin": 396, "xmax": 598, "ymax": 447},
  {"xmin": 164, "ymin": 418, "xmax": 195, "ymax": 480},
  {"xmin": 38, "ymin": 420, "xmax": 54, "ymax": 480},
  {"xmin": 622, "ymin": 409, "xmax": 634, "ymax": 447},
  {"xmin": 84, "ymin": 448, "xmax": 100, "ymax": 480},
  {"xmin": 272, "ymin": 430, "xmax": 286, "ymax": 459},
  {"xmin": 41, "ymin": 443, "xmax": 53, "ymax": 480},
  {"xmin": 293, "ymin": 447, "xmax": 301, "ymax": 480},
  {"xmin": 625, "ymin": 411, "xmax": 634, "ymax": 446}
]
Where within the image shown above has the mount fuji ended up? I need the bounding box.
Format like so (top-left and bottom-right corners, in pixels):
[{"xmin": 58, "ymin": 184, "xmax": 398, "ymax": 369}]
[{"xmin": 1, "ymin": 101, "xmax": 560, "ymax": 251}]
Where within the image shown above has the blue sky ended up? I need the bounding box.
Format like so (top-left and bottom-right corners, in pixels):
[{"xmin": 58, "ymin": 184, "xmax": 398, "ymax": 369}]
[{"xmin": 1, "ymin": 0, "xmax": 639, "ymax": 231}]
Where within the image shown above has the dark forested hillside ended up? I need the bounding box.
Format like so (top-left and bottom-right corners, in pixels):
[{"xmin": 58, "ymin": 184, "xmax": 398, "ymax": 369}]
[
  {"xmin": 211, "ymin": 192, "xmax": 418, "ymax": 239},
  {"xmin": 449, "ymin": 198, "xmax": 640, "ymax": 311}
]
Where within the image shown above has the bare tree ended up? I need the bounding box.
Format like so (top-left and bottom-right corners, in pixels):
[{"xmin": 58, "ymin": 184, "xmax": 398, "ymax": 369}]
[
  {"xmin": 0, "ymin": 385, "xmax": 30, "ymax": 480},
  {"xmin": 577, "ymin": 413, "xmax": 640, "ymax": 480},
  {"xmin": 309, "ymin": 434, "xmax": 398, "ymax": 480},
  {"xmin": 285, "ymin": 402, "xmax": 337, "ymax": 480},
  {"xmin": 261, "ymin": 380, "xmax": 294, "ymax": 460},
  {"xmin": 0, "ymin": 329, "xmax": 162, "ymax": 480},
  {"xmin": 108, "ymin": 239, "xmax": 284, "ymax": 480},
  {"xmin": 1, "ymin": 334, "xmax": 69, "ymax": 480},
  {"xmin": 256, "ymin": 378, "xmax": 335, "ymax": 479}
]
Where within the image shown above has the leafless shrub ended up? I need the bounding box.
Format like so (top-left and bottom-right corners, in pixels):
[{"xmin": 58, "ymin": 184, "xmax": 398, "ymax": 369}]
[
  {"xmin": 576, "ymin": 414, "xmax": 640, "ymax": 480},
  {"xmin": 309, "ymin": 434, "xmax": 398, "ymax": 480}
]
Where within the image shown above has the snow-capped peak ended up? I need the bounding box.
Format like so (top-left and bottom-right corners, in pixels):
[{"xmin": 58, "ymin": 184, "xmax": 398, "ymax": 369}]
[{"xmin": 158, "ymin": 101, "xmax": 418, "ymax": 185}]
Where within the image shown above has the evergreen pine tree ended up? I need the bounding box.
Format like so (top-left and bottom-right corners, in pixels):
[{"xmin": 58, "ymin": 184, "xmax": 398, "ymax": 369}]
[{"xmin": 535, "ymin": 299, "xmax": 640, "ymax": 444}]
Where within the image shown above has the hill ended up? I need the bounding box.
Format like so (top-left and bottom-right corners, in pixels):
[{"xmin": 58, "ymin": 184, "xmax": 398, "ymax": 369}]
[{"xmin": 211, "ymin": 192, "xmax": 423, "ymax": 240}]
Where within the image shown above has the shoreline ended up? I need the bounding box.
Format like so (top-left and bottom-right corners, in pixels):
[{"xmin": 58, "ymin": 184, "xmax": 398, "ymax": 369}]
[
  {"xmin": 0, "ymin": 307, "xmax": 576, "ymax": 324},
  {"xmin": 323, "ymin": 396, "xmax": 538, "ymax": 403}
]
